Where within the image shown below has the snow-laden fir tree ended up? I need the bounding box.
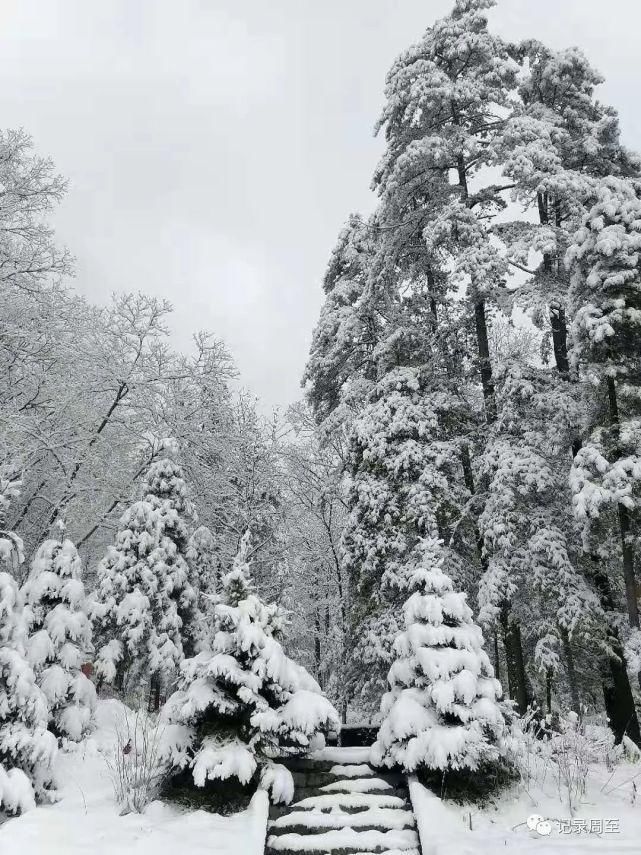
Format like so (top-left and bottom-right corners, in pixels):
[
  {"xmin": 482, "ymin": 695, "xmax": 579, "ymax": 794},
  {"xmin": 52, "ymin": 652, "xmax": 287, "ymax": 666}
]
[
  {"xmin": 372, "ymin": 538, "xmax": 506, "ymax": 774},
  {"xmin": 186, "ymin": 525, "xmax": 219, "ymax": 650},
  {"xmin": 477, "ymin": 365, "xmax": 608, "ymax": 715},
  {"xmin": 568, "ymin": 179, "xmax": 641, "ymax": 676},
  {"xmin": 0, "ymin": 533, "xmax": 57, "ymax": 813},
  {"xmin": 369, "ymin": 0, "xmax": 540, "ymax": 708},
  {"xmin": 497, "ymin": 40, "xmax": 639, "ymax": 379},
  {"xmin": 303, "ymin": 213, "xmax": 380, "ymax": 436},
  {"xmin": 22, "ymin": 536, "xmax": 96, "ymax": 741},
  {"xmin": 373, "ymin": 0, "xmax": 518, "ymax": 423},
  {"xmin": 343, "ymin": 365, "xmax": 474, "ymax": 717},
  {"xmin": 162, "ymin": 532, "xmax": 339, "ymax": 802},
  {"xmin": 92, "ymin": 458, "xmax": 198, "ymax": 701}
]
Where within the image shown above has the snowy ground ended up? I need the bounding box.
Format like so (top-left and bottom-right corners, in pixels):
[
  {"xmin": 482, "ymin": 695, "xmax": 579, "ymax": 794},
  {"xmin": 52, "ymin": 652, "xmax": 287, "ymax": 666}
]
[
  {"xmin": 2, "ymin": 701, "xmax": 640, "ymax": 855},
  {"xmin": 0, "ymin": 700, "xmax": 268, "ymax": 855},
  {"xmin": 411, "ymin": 761, "xmax": 641, "ymax": 855}
]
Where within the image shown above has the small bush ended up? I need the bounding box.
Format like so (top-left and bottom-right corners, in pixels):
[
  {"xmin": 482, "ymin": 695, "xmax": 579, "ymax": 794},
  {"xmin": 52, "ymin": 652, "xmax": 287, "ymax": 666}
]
[
  {"xmin": 162, "ymin": 767, "xmax": 257, "ymax": 815},
  {"xmin": 416, "ymin": 758, "xmax": 518, "ymax": 806},
  {"xmin": 105, "ymin": 710, "xmax": 169, "ymax": 814}
]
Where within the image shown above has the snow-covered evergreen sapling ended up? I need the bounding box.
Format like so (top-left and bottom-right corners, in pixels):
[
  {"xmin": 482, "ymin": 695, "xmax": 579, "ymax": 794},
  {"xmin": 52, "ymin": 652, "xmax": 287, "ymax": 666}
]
[
  {"xmin": 186, "ymin": 524, "xmax": 219, "ymax": 651},
  {"xmin": 92, "ymin": 458, "xmax": 198, "ymax": 695},
  {"xmin": 372, "ymin": 538, "xmax": 507, "ymax": 775},
  {"xmin": 22, "ymin": 537, "xmax": 96, "ymax": 741},
  {"xmin": 0, "ymin": 555, "xmax": 57, "ymax": 813},
  {"xmin": 162, "ymin": 532, "xmax": 339, "ymax": 803}
]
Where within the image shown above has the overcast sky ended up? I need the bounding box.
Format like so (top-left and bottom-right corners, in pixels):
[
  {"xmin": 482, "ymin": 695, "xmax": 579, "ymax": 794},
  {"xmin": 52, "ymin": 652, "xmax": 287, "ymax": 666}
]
[{"xmin": 0, "ymin": 0, "xmax": 638, "ymax": 410}]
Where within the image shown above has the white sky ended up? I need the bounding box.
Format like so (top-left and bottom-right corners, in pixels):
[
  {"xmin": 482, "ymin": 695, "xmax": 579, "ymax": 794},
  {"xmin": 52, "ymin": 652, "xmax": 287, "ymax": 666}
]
[{"xmin": 0, "ymin": 0, "xmax": 638, "ymax": 410}]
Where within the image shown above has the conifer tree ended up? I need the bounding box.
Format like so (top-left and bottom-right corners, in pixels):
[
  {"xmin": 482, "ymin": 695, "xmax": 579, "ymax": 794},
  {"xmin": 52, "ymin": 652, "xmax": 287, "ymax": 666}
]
[
  {"xmin": 22, "ymin": 535, "xmax": 96, "ymax": 741},
  {"xmin": 303, "ymin": 213, "xmax": 380, "ymax": 435},
  {"xmin": 371, "ymin": 0, "xmax": 538, "ymax": 710},
  {"xmin": 163, "ymin": 532, "xmax": 339, "ymax": 799},
  {"xmin": 477, "ymin": 365, "xmax": 607, "ymax": 714},
  {"xmin": 343, "ymin": 366, "xmax": 474, "ymax": 716},
  {"xmin": 186, "ymin": 524, "xmax": 219, "ymax": 650},
  {"xmin": 92, "ymin": 458, "xmax": 197, "ymax": 704},
  {"xmin": 568, "ymin": 179, "xmax": 641, "ymax": 686},
  {"xmin": 372, "ymin": 538, "xmax": 506, "ymax": 774},
  {"xmin": 498, "ymin": 40, "xmax": 638, "ymax": 378},
  {"xmin": 0, "ymin": 529, "xmax": 57, "ymax": 813}
]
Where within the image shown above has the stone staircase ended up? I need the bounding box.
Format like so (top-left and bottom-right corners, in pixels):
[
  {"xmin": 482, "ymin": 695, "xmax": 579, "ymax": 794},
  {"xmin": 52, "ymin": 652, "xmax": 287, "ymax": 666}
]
[{"xmin": 265, "ymin": 747, "xmax": 421, "ymax": 854}]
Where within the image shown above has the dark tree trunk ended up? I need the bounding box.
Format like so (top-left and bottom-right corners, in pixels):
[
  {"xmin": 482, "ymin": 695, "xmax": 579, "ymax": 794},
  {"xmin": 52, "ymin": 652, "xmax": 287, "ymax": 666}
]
[
  {"xmin": 560, "ymin": 627, "xmax": 581, "ymax": 714},
  {"xmin": 602, "ymin": 646, "xmax": 641, "ymax": 746},
  {"xmin": 500, "ymin": 604, "xmax": 530, "ymax": 714},
  {"xmin": 148, "ymin": 673, "xmax": 161, "ymax": 712},
  {"xmin": 474, "ymin": 300, "xmax": 497, "ymax": 424},
  {"xmin": 536, "ymin": 192, "xmax": 571, "ymax": 378},
  {"xmin": 545, "ymin": 670, "xmax": 553, "ymax": 714},
  {"xmin": 314, "ymin": 608, "xmax": 322, "ymax": 685},
  {"xmin": 590, "ymin": 559, "xmax": 641, "ymax": 746},
  {"xmin": 493, "ymin": 632, "xmax": 501, "ymax": 685},
  {"xmin": 550, "ymin": 306, "xmax": 570, "ymax": 377}
]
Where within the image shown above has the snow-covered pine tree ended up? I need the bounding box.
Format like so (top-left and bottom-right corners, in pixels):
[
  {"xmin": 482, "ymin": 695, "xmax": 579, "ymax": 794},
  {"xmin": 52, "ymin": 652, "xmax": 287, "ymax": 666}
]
[
  {"xmin": 492, "ymin": 37, "xmax": 641, "ymax": 733},
  {"xmin": 372, "ymin": 537, "xmax": 506, "ymax": 775},
  {"xmin": 22, "ymin": 535, "xmax": 96, "ymax": 741},
  {"xmin": 497, "ymin": 40, "xmax": 639, "ymax": 379},
  {"xmin": 343, "ymin": 365, "xmax": 474, "ymax": 717},
  {"xmin": 568, "ymin": 179, "xmax": 641, "ymax": 687},
  {"xmin": 303, "ymin": 213, "xmax": 381, "ymax": 436},
  {"xmin": 92, "ymin": 458, "xmax": 198, "ymax": 703},
  {"xmin": 186, "ymin": 525, "xmax": 219, "ymax": 650},
  {"xmin": 0, "ymin": 529, "xmax": 57, "ymax": 813},
  {"xmin": 477, "ymin": 365, "xmax": 608, "ymax": 716},
  {"xmin": 370, "ymin": 0, "xmax": 543, "ymax": 710},
  {"xmin": 163, "ymin": 532, "xmax": 339, "ymax": 801},
  {"xmin": 374, "ymin": 0, "xmax": 517, "ymax": 424}
]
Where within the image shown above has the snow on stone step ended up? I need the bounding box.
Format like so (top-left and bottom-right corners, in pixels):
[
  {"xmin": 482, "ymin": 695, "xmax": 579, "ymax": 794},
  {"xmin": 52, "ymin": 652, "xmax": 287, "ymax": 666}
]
[
  {"xmin": 290, "ymin": 792, "xmax": 405, "ymax": 811},
  {"xmin": 354, "ymin": 850, "xmax": 420, "ymax": 855},
  {"xmin": 311, "ymin": 746, "xmax": 372, "ymax": 764},
  {"xmin": 355, "ymin": 851, "xmax": 420, "ymax": 855},
  {"xmin": 271, "ymin": 807, "xmax": 415, "ymax": 831},
  {"xmin": 320, "ymin": 777, "xmax": 393, "ymax": 794},
  {"xmin": 328, "ymin": 763, "xmax": 375, "ymax": 778},
  {"xmin": 266, "ymin": 827, "xmax": 419, "ymax": 852}
]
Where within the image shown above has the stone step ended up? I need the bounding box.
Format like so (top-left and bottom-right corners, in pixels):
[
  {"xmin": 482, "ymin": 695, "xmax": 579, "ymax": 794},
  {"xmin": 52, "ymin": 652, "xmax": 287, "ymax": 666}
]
[
  {"xmin": 265, "ymin": 825, "xmax": 420, "ymax": 853},
  {"xmin": 269, "ymin": 807, "xmax": 415, "ymax": 835},
  {"xmin": 264, "ymin": 751, "xmax": 420, "ymax": 855},
  {"xmin": 288, "ymin": 792, "xmax": 407, "ymax": 811}
]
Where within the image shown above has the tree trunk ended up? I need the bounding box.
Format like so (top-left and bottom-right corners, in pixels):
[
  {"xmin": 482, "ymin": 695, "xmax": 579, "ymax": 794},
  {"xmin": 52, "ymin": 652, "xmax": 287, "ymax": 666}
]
[
  {"xmin": 536, "ymin": 192, "xmax": 571, "ymax": 378},
  {"xmin": 148, "ymin": 673, "xmax": 161, "ymax": 712},
  {"xmin": 314, "ymin": 608, "xmax": 322, "ymax": 685},
  {"xmin": 545, "ymin": 670, "xmax": 553, "ymax": 714},
  {"xmin": 500, "ymin": 603, "xmax": 530, "ymax": 714},
  {"xmin": 493, "ymin": 632, "xmax": 501, "ymax": 684},
  {"xmin": 590, "ymin": 559, "xmax": 641, "ymax": 745},
  {"xmin": 474, "ymin": 300, "xmax": 497, "ymax": 424},
  {"xmin": 602, "ymin": 644, "xmax": 641, "ymax": 746},
  {"xmin": 550, "ymin": 306, "xmax": 570, "ymax": 376},
  {"xmin": 560, "ymin": 627, "xmax": 581, "ymax": 714}
]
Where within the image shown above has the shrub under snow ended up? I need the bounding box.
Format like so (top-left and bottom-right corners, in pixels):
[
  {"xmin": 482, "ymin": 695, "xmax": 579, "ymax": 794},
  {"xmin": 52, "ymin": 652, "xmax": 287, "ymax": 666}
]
[
  {"xmin": 162, "ymin": 532, "xmax": 339, "ymax": 802},
  {"xmin": 0, "ymin": 569, "xmax": 57, "ymax": 813},
  {"xmin": 22, "ymin": 538, "xmax": 96, "ymax": 741},
  {"xmin": 371, "ymin": 537, "xmax": 507, "ymax": 775}
]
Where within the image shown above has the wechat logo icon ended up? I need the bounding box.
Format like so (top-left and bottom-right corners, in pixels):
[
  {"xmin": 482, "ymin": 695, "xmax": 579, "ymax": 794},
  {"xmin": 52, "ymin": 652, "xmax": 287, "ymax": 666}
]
[{"xmin": 527, "ymin": 814, "xmax": 553, "ymax": 836}]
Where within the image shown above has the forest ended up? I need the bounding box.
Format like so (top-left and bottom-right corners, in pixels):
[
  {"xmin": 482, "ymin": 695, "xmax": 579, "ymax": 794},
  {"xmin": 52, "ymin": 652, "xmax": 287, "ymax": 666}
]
[{"xmin": 1, "ymin": 1, "xmax": 641, "ymax": 853}]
